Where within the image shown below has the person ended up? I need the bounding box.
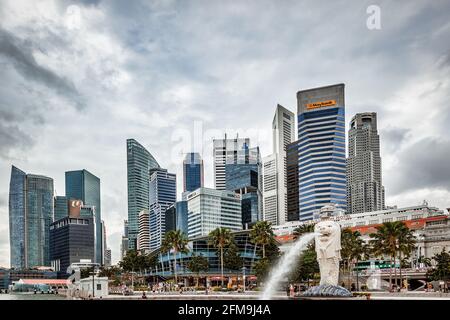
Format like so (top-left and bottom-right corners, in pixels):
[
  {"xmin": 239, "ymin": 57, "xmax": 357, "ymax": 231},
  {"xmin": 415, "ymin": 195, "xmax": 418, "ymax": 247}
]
[
  {"xmin": 142, "ymin": 291, "xmax": 147, "ymax": 299},
  {"xmin": 290, "ymin": 284, "xmax": 295, "ymax": 297},
  {"xmin": 351, "ymin": 283, "xmax": 356, "ymax": 291},
  {"xmin": 286, "ymin": 285, "xmax": 290, "ymax": 297}
]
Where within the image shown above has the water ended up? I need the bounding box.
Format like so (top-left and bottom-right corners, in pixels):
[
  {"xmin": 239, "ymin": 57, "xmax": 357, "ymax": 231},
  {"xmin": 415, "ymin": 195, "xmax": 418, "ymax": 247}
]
[
  {"xmin": 260, "ymin": 233, "xmax": 316, "ymax": 300},
  {"xmin": 0, "ymin": 293, "xmax": 66, "ymax": 300}
]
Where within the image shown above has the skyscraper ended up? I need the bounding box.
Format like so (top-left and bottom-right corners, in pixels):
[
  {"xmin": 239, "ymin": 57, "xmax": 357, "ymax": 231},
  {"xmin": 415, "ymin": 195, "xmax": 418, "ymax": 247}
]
[
  {"xmin": 225, "ymin": 147, "xmax": 262, "ymax": 227},
  {"xmin": 297, "ymin": 84, "xmax": 347, "ymax": 221},
  {"xmin": 149, "ymin": 168, "xmax": 176, "ymax": 251},
  {"xmin": 137, "ymin": 209, "xmax": 150, "ymax": 252},
  {"xmin": 54, "ymin": 196, "xmax": 68, "ymax": 222},
  {"xmin": 286, "ymin": 140, "xmax": 300, "ymax": 221},
  {"xmin": 120, "ymin": 220, "xmax": 129, "ymax": 259},
  {"xmin": 165, "ymin": 201, "xmax": 188, "ymax": 235},
  {"xmin": 262, "ymin": 154, "xmax": 278, "ymax": 225},
  {"xmin": 9, "ymin": 166, "xmax": 54, "ymax": 268},
  {"xmin": 65, "ymin": 169, "xmax": 102, "ymax": 264},
  {"xmin": 126, "ymin": 138, "xmax": 160, "ymax": 250},
  {"xmin": 183, "ymin": 152, "xmax": 204, "ymax": 195},
  {"xmin": 262, "ymin": 105, "xmax": 295, "ymax": 225},
  {"xmin": 213, "ymin": 134, "xmax": 250, "ymax": 190},
  {"xmin": 187, "ymin": 188, "xmax": 242, "ymax": 239},
  {"xmin": 347, "ymin": 112, "xmax": 385, "ymax": 214}
]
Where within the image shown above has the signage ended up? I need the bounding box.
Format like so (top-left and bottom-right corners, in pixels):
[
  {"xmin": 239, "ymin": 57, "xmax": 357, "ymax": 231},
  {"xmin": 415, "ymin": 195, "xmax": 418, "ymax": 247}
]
[{"xmin": 306, "ymin": 99, "xmax": 336, "ymax": 110}]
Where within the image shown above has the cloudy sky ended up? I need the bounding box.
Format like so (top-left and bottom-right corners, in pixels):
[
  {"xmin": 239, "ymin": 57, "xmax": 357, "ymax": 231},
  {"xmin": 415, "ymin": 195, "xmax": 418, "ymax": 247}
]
[{"xmin": 1, "ymin": 0, "xmax": 450, "ymax": 267}]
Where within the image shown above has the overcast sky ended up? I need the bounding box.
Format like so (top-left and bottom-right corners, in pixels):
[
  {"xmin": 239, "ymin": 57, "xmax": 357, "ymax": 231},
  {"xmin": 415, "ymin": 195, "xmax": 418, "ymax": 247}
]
[{"xmin": 1, "ymin": 0, "xmax": 450, "ymax": 267}]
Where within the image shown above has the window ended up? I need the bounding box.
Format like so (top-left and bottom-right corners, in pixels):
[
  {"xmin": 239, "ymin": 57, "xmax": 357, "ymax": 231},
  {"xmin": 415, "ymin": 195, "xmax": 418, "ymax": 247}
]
[
  {"xmin": 97, "ymin": 284, "xmax": 101, "ymax": 290},
  {"xmin": 382, "ymin": 218, "xmax": 393, "ymax": 223}
]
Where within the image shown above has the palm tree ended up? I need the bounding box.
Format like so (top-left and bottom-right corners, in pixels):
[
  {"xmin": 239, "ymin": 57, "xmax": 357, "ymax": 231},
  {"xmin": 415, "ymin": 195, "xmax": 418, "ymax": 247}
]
[
  {"xmin": 369, "ymin": 221, "xmax": 409, "ymax": 291},
  {"xmin": 161, "ymin": 230, "xmax": 189, "ymax": 285},
  {"xmin": 250, "ymin": 221, "xmax": 274, "ymax": 258},
  {"xmin": 187, "ymin": 254, "xmax": 209, "ymax": 288},
  {"xmin": 397, "ymin": 226, "xmax": 416, "ymax": 289},
  {"xmin": 341, "ymin": 229, "xmax": 367, "ymax": 289},
  {"xmin": 293, "ymin": 224, "xmax": 315, "ymax": 240},
  {"xmin": 209, "ymin": 227, "xmax": 233, "ymax": 287}
]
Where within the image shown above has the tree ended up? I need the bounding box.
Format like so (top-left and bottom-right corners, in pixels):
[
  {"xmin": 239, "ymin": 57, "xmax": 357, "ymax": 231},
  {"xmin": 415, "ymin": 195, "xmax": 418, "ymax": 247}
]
[
  {"xmin": 369, "ymin": 221, "xmax": 412, "ymax": 290},
  {"xmin": 427, "ymin": 249, "xmax": 450, "ymax": 282},
  {"xmin": 290, "ymin": 243, "xmax": 319, "ymax": 287},
  {"xmin": 224, "ymin": 242, "xmax": 244, "ymax": 282},
  {"xmin": 187, "ymin": 254, "xmax": 209, "ymax": 287},
  {"xmin": 209, "ymin": 227, "xmax": 233, "ymax": 287},
  {"xmin": 161, "ymin": 230, "xmax": 189, "ymax": 285},
  {"xmin": 341, "ymin": 229, "xmax": 368, "ymax": 290},
  {"xmin": 119, "ymin": 250, "xmax": 150, "ymax": 289},
  {"xmin": 250, "ymin": 221, "xmax": 274, "ymax": 259},
  {"xmin": 254, "ymin": 258, "xmax": 271, "ymax": 282},
  {"xmin": 397, "ymin": 226, "xmax": 416, "ymax": 288},
  {"xmin": 418, "ymin": 256, "xmax": 432, "ymax": 267},
  {"xmin": 293, "ymin": 224, "xmax": 315, "ymax": 240}
]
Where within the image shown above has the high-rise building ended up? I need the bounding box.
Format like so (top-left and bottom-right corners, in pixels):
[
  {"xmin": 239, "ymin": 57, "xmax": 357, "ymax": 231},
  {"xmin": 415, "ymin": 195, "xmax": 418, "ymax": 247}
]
[
  {"xmin": 65, "ymin": 169, "xmax": 102, "ymax": 264},
  {"xmin": 165, "ymin": 201, "xmax": 189, "ymax": 235},
  {"xmin": 213, "ymin": 134, "xmax": 250, "ymax": 190},
  {"xmin": 297, "ymin": 84, "xmax": 347, "ymax": 221},
  {"xmin": 347, "ymin": 112, "xmax": 385, "ymax": 214},
  {"xmin": 149, "ymin": 168, "xmax": 176, "ymax": 251},
  {"xmin": 54, "ymin": 196, "xmax": 69, "ymax": 222},
  {"xmin": 105, "ymin": 248, "xmax": 112, "ymax": 267},
  {"xmin": 183, "ymin": 153, "xmax": 204, "ymax": 195},
  {"xmin": 120, "ymin": 220, "xmax": 129, "ymax": 259},
  {"xmin": 225, "ymin": 146, "xmax": 262, "ymax": 227},
  {"xmin": 137, "ymin": 209, "xmax": 150, "ymax": 252},
  {"xmin": 262, "ymin": 105, "xmax": 295, "ymax": 226},
  {"xmin": 9, "ymin": 166, "xmax": 54, "ymax": 269},
  {"xmin": 262, "ymin": 154, "xmax": 278, "ymax": 225},
  {"xmin": 49, "ymin": 213, "xmax": 95, "ymax": 274},
  {"xmin": 286, "ymin": 140, "xmax": 300, "ymax": 221},
  {"xmin": 187, "ymin": 188, "xmax": 242, "ymax": 239},
  {"xmin": 127, "ymin": 139, "xmax": 160, "ymax": 250}
]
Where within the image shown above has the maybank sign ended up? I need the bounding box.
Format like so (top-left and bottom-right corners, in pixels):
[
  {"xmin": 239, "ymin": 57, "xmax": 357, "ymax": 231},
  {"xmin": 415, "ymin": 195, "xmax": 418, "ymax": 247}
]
[{"xmin": 306, "ymin": 99, "xmax": 336, "ymax": 110}]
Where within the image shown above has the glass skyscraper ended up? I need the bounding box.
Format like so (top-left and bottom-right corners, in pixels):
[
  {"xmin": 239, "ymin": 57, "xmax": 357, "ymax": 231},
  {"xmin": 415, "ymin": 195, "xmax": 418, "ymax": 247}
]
[
  {"xmin": 297, "ymin": 84, "xmax": 347, "ymax": 221},
  {"xmin": 9, "ymin": 166, "xmax": 54, "ymax": 268},
  {"xmin": 149, "ymin": 168, "xmax": 176, "ymax": 251},
  {"xmin": 65, "ymin": 169, "xmax": 102, "ymax": 264},
  {"xmin": 54, "ymin": 196, "xmax": 68, "ymax": 222},
  {"xmin": 127, "ymin": 138, "xmax": 160, "ymax": 250},
  {"xmin": 183, "ymin": 153, "xmax": 204, "ymax": 193},
  {"xmin": 165, "ymin": 201, "xmax": 188, "ymax": 235}
]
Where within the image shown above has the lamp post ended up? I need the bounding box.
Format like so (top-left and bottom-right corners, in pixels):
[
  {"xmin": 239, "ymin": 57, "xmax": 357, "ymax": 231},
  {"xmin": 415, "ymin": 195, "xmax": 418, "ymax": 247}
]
[{"xmin": 242, "ymin": 266, "xmax": 246, "ymax": 293}]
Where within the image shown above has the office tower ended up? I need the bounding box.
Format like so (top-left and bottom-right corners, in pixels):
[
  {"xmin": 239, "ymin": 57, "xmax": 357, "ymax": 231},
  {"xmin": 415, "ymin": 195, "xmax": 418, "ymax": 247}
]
[
  {"xmin": 127, "ymin": 138, "xmax": 160, "ymax": 250},
  {"xmin": 65, "ymin": 169, "xmax": 102, "ymax": 264},
  {"xmin": 286, "ymin": 140, "xmax": 300, "ymax": 221},
  {"xmin": 213, "ymin": 134, "xmax": 250, "ymax": 190},
  {"xmin": 9, "ymin": 166, "xmax": 54, "ymax": 269},
  {"xmin": 137, "ymin": 209, "xmax": 150, "ymax": 252},
  {"xmin": 187, "ymin": 188, "xmax": 242, "ymax": 239},
  {"xmin": 54, "ymin": 196, "xmax": 69, "ymax": 222},
  {"xmin": 149, "ymin": 168, "xmax": 176, "ymax": 250},
  {"xmin": 347, "ymin": 112, "xmax": 385, "ymax": 214},
  {"xmin": 120, "ymin": 220, "xmax": 129, "ymax": 259},
  {"xmin": 49, "ymin": 213, "xmax": 95, "ymax": 274},
  {"xmin": 183, "ymin": 152, "xmax": 204, "ymax": 194},
  {"xmin": 165, "ymin": 201, "xmax": 189, "ymax": 235},
  {"xmin": 105, "ymin": 248, "xmax": 112, "ymax": 267},
  {"xmin": 262, "ymin": 105, "xmax": 295, "ymax": 226},
  {"xmin": 297, "ymin": 84, "xmax": 347, "ymax": 221},
  {"xmin": 225, "ymin": 147, "xmax": 262, "ymax": 227},
  {"xmin": 101, "ymin": 220, "xmax": 107, "ymax": 265},
  {"xmin": 262, "ymin": 154, "xmax": 278, "ymax": 225}
]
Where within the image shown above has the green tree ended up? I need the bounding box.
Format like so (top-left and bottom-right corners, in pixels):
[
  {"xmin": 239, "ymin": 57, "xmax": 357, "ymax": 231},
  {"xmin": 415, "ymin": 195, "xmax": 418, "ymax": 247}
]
[
  {"xmin": 369, "ymin": 221, "xmax": 413, "ymax": 290},
  {"xmin": 224, "ymin": 242, "xmax": 244, "ymax": 281},
  {"xmin": 161, "ymin": 230, "xmax": 189, "ymax": 285},
  {"xmin": 293, "ymin": 224, "xmax": 315, "ymax": 240},
  {"xmin": 209, "ymin": 227, "xmax": 233, "ymax": 287},
  {"xmin": 254, "ymin": 257, "xmax": 271, "ymax": 282},
  {"xmin": 290, "ymin": 243, "xmax": 319, "ymax": 287},
  {"xmin": 250, "ymin": 221, "xmax": 274, "ymax": 259},
  {"xmin": 341, "ymin": 229, "xmax": 368, "ymax": 290},
  {"xmin": 427, "ymin": 249, "xmax": 450, "ymax": 281},
  {"xmin": 397, "ymin": 227, "xmax": 416, "ymax": 288},
  {"xmin": 187, "ymin": 254, "xmax": 209, "ymax": 287},
  {"xmin": 119, "ymin": 250, "xmax": 149, "ymax": 288}
]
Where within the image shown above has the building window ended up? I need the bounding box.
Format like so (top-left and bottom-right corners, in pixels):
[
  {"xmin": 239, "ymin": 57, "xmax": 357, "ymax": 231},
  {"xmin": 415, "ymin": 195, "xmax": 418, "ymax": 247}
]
[
  {"xmin": 382, "ymin": 218, "xmax": 393, "ymax": 223},
  {"xmin": 97, "ymin": 284, "xmax": 101, "ymax": 290}
]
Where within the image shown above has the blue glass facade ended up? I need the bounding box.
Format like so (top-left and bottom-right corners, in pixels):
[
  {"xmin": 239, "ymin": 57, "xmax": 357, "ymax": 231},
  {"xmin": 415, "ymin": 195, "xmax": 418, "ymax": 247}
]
[
  {"xmin": 65, "ymin": 169, "xmax": 102, "ymax": 264},
  {"xmin": 54, "ymin": 196, "xmax": 68, "ymax": 222},
  {"xmin": 183, "ymin": 153, "xmax": 203, "ymax": 193},
  {"xmin": 165, "ymin": 201, "xmax": 188, "ymax": 235},
  {"xmin": 149, "ymin": 169, "xmax": 176, "ymax": 250},
  {"xmin": 127, "ymin": 139, "xmax": 160, "ymax": 250},
  {"xmin": 297, "ymin": 84, "xmax": 347, "ymax": 221},
  {"xmin": 9, "ymin": 166, "xmax": 54, "ymax": 268}
]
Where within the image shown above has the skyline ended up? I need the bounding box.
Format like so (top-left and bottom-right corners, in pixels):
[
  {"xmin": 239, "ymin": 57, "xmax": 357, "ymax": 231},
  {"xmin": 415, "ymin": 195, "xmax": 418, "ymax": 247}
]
[{"xmin": 1, "ymin": 0, "xmax": 450, "ymax": 267}]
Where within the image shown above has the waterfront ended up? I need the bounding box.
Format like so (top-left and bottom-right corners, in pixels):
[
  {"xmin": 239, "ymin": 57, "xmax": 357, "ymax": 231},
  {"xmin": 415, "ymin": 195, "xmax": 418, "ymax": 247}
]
[{"xmin": 0, "ymin": 293, "xmax": 66, "ymax": 300}]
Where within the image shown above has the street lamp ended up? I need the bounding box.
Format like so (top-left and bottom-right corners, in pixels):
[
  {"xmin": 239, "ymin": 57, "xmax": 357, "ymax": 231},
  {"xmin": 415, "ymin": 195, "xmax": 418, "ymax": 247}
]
[{"xmin": 242, "ymin": 266, "xmax": 246, "ymax": 293}]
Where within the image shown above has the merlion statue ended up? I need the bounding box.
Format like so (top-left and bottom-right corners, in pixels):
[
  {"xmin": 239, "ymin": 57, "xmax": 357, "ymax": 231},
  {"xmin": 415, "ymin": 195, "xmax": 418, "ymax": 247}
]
[
  {"xmin": 314, "ymin": 219, "xmax": 341, "ymax": 286},
  {"xmin": 303, "ymin": 205, "xmax": 352, "ymax": 297}
]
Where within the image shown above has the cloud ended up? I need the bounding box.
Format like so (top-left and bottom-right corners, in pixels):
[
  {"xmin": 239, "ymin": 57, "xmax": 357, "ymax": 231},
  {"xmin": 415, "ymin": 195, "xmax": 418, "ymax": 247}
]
[
  {"xmin": 380, "ymin": 127, "xmax": 411, "ymax": 153},
  {"xmin": 0, "ymin": 28, "xmax": 84, "ymax": 109}
]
